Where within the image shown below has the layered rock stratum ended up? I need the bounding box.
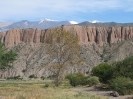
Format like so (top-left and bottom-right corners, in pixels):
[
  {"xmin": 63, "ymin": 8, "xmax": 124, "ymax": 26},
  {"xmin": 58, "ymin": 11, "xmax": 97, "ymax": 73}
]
[{"xmin": 1, "ymin": 25, "xmax": 133, "ymax": 78}]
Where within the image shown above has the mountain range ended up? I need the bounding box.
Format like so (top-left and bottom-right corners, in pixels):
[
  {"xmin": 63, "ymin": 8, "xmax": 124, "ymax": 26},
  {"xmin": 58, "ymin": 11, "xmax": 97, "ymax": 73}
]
[
  {"xmin": 1, "ymin": 18, "xmax": 133, "ymax": 32},
  {"xmin": 1, "ymin": 18, "xmax": 133, "ymax": 78},
  {"xmin": 0, "ymin": 18, "xmax": 73, "ymax": 32},
  {"xmin": 79, "ymin": 21, "xmax": 133, "ymax": 26}
]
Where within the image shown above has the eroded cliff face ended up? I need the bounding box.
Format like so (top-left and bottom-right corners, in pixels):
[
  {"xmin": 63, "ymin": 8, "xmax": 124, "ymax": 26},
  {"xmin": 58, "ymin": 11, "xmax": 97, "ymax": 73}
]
[
  {"xmin": 0, "ymin": 25, "xmax": 133, "ymax": 47},
  {"xmin": 1, "ymin": 25, "xmax": 133, "ymax": 78}
]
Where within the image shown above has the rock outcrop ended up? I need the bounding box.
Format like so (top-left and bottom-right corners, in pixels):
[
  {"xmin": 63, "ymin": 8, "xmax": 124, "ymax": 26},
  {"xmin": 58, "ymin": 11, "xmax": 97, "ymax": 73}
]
[
  {"xmin": 1, "ymin": 25, "xmax": 133, "ymax": 78},
  {"xmin": 0, "ymin": 25, "xmax": 133, "ymax": 47}
]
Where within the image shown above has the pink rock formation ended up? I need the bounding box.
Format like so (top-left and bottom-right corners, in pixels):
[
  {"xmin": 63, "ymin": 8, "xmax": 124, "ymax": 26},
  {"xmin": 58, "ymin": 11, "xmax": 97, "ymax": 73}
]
[{"xmin": 0, "ymin": 26, "xmax": 133, "ymax": 47}]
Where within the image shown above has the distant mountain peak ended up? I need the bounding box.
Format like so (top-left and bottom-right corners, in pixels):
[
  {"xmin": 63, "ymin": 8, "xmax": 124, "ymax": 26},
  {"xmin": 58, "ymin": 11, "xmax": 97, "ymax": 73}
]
[
  {"xmin": 0, "ymin": 18, "xmax": 71, "ymax": 32},
  {"xmin": 21, "ymin": 20, "xmax": 29, "ymax": 22},
  {"xmin": 70, "ymin": 21, "xmax": 78, "ymax": 24},
  {"xmin": 0, "ymin": 22, "xmax": 13, "ymax": 28},
  {"xmin": 90, "ymin": 20, "xmax": 100, "ymax": 23},
  {"xmin": 39, "ymin": 18, "xmax": 58, "ymax": 24},
  {"xmin": 24, "ymin": 22, "xmax": 28, "ymax": 26}
]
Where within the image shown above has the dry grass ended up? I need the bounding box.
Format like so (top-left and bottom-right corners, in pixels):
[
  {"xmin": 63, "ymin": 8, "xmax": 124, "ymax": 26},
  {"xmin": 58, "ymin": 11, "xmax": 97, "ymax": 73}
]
[{"xmin": 0, "ymin": 80, "xmax": 109, "ymax": 99}]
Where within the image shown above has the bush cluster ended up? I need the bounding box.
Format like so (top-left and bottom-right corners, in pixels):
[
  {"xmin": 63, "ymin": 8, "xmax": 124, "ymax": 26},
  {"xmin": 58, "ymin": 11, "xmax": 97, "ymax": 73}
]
[
  {"xmin": 66, "ymin": 73, "xmax": 87, "ymax": 87},
  {"xmin": 44, "ymin": 83, "xmax": 49, "ymax": 88},
  {"xmin": 87, "ymin": 76, "xmax": 100, "ymax": 86},
  {"xmin": 7, "ymin": 76, "xmax": 23, "ymax": 80},
  {"xmin": 41, "ymin": 76, "xmax": 45, "ymax": 80},
  {"xmin": 109, "ymin": 77, "xmax": 133, "ymax": 95},
  {"xmin": 91, "ymin": 56, "xmax": 133, "ymax": 95},
  {"xmin": 66, "ymin": 73, "xmax": 99, "ymax": 87},
  {"xmin": 92, "ymin": 63, "xmax": 113, "ymax": 83},
  {"xmin": 29, "ymin": 74, "xmax": 37, "ymax": 79},
  {"xmin": 112, "ymin": 56, "xmax": 133, "ymax": 79}
]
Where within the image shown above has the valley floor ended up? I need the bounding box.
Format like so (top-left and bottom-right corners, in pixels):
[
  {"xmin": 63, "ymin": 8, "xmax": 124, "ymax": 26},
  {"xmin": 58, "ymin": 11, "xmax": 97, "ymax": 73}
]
[{"xmin": 0, "ymin": 80, "xmax": 132, "ymax": 99}]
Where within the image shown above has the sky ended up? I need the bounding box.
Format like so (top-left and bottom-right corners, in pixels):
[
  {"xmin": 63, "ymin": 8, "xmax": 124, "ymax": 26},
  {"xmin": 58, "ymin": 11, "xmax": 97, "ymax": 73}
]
[{"xmin": 0, "ymin": 0, "xmax": 133, "ymax": 23}]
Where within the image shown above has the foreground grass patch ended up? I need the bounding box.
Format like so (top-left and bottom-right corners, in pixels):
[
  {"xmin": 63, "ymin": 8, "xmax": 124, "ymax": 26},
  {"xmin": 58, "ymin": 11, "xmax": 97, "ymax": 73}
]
[{"xmin": 0, "ymin": 80, "xmax": 108, "ymax": 99}]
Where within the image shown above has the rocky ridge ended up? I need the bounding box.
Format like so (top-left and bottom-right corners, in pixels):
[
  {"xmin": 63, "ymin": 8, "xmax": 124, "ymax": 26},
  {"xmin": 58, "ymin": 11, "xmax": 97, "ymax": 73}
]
[
  {"xmin": 0, "ymin": 25, "xmax": 133, "ymax": 47},
  {"xmin": 0, "ymin": 25, "xmax": 133, "ymax": 78}
]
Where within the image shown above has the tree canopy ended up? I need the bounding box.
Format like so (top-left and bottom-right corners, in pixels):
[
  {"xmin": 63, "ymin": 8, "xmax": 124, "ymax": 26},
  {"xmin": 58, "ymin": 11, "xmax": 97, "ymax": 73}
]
[
  {"xmin": 92, "ymin": 56, "xmax": 133, "ymax": 84},
  {"xmin": 112, "ymin": 56, "xmax": 133, "ymax": 79},
  {"xmin": 44, "ymin": 28, "xmax": 81, "ymax": 86},
  {"xmin": 0, "ymin": 42, "xmax": 18, "ymax": 71},
  {"xmin": 91, "ymin": 63, "xmax": 114, "ymax": 83}
]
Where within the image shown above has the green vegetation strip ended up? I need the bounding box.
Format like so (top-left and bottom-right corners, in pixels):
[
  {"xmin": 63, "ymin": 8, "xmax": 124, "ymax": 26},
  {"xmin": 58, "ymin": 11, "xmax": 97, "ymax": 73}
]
[{"xmin": 0, "ymin": 80, "xmax": 108, "ymax": 99}]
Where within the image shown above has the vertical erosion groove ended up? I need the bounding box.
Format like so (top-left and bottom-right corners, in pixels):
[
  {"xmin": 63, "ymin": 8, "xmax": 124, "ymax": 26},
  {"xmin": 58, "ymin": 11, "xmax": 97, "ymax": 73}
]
[{"xmin": 107, "ymin": 27, "xmax": 112, "ymax": 44}]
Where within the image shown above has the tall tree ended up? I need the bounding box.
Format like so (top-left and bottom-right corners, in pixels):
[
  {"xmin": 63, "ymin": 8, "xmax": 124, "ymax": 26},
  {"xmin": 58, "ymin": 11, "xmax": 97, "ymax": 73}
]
[
  {"xmin": 44, "ymin": 28, "xmax": 81, "ymax": 86},
  {"xmin": 0, "ymin": 43, "xmax": 18, "ymax": 78}
]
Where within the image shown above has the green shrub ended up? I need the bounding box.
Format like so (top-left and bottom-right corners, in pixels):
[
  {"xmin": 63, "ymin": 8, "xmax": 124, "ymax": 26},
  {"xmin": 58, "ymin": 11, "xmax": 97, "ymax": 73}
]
[
  {"xmin": 66, "ymin": 73, "xmax": 88, "ymax": 87},
  {"xmin": 44, "ymin": 83, "xmax": 49, "ymax": 88},
  {"xmin": 22, "ymin": 69, "xmax": 26, "ymax": 73},
  {"xmin": 112, "ymin": 56, "xmax": 133, "ymax": 79},
  {"xmin": 104, "ymin": 60, "xmax": 108, "ymax": 62},
  {"xmin": 109, "ymin": 77, "xmax": 133, "ymax": 95},
  {"xmin": 29, "ymin": 74, "xmax": 37, "ymax": 78},
  {"xmin": 47, "ymin": 75, "xmax": 56, "ymax": 79},
  {"xmin": 87, "ymin": 76, "xmax": 100, "ymax": 86},
  {"xmin": 7, "ymin": 76, "xmax": 23, "ymax": 80},
  {"xmin": 41, "ymin": 76, "xmax": 45, "ymax": 80},
  {"xmin": 92, "ymin": 63, "xmax": 113, "ymax": 83}
]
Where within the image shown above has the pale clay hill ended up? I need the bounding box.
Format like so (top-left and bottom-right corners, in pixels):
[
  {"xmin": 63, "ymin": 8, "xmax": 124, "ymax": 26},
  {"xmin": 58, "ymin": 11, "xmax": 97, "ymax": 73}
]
[{"xmin": 0, "ymin": 25, "xmax": 133, "ymax": 78}]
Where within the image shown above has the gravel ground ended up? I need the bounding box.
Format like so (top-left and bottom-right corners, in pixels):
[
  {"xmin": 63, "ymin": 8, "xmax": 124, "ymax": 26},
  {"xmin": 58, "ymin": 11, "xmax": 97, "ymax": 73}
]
[{"xmin": 71, "ymin": 86, "xmax": 133, "ymax": 99}]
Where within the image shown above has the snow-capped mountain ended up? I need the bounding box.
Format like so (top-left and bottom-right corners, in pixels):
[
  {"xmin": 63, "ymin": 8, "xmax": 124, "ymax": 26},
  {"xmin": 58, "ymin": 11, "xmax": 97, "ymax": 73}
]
[
  {"xmin": 1, "ymin": 18, "xmax": 133, "ymax": 32},
  {"xmin": 70, "ymin": 21, "xmax": 78, "ymax": 24},
  {"xmin": 90, "ymin": 20, "xmax": 100, "ymax": 23},
  {"xmin": 39, "ymin": 18, "xmax": 58, "ymax": 24},
  {"xmin": 0, "ymin": 18, "xmax": 71, "ymax": 32}
]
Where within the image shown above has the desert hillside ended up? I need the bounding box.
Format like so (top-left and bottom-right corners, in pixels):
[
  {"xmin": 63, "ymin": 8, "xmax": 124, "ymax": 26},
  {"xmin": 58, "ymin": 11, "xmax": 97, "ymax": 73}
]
[{"xmin": 0, "ymin": 25, "xmax": 133, "ymax": 78}]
